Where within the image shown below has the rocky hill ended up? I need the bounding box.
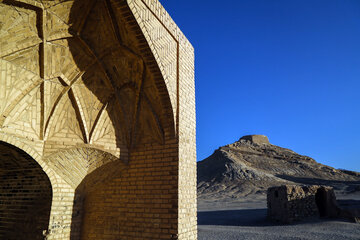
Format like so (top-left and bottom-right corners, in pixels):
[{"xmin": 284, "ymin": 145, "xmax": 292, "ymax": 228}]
[{"xmin": 197, "ymin": 135, "xmax": 360, "ymax": 201}]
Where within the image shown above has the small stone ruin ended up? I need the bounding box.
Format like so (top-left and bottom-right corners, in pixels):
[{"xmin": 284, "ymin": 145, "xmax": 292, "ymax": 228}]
[
  {"xmin": 240, "ymin": 135, "xmax": 270, "ymax": 144},
  {"xmin": 267, "ymin": 185, "xmax": 339, "ymax": 223}
]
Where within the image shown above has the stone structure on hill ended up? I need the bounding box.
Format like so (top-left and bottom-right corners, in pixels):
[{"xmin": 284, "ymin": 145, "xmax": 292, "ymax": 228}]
[
  {"xmin": 267, "ymin": 185, "xmax": 339, "ymax": 223},
  {"xmin": 240, "ymin": 135, "xmax": 269, "ymax": 144},
  {"xmin": 0, "ymin": 0, "xmax": 196, "ymax": 239},
  {"xmin": 198, "ymin": 135, "xmax": 360, "ymax": 201}
]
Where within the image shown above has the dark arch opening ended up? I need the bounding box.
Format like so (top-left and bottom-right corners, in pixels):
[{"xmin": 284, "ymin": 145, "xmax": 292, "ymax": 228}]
[
  {"xmin": 315, "ymin": 187, "xmax": 327, "ymax": 217},
  {"xmin": 0, "ymin": 141, "xmax": 52, "ymax": 240}
]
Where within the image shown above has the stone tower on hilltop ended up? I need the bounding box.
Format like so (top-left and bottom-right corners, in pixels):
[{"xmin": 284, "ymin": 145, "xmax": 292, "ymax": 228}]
[{"xmin": 0, "ymin": 0, "xmax": 196, "ymax": 239}]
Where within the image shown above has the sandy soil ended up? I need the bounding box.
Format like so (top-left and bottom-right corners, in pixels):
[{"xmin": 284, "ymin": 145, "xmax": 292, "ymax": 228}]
[{"xmin": 198, "ymin": 194, "xmax": 360, "ymax": 240}]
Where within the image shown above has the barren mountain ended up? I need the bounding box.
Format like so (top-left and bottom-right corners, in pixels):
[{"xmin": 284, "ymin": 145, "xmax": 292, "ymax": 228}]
[{"xmin": 197, "ymin": 135, "xmax": 360, "ymax": 201}]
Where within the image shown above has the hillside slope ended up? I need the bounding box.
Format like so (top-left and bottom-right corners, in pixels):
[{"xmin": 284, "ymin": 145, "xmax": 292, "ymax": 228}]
[{"xmin": 197, "ymin": 135, "xmax": 360, "ymax": 201}]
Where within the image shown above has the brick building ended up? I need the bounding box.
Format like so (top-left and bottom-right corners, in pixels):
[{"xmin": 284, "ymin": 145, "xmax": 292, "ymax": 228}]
[{"xmin": 0, "ymin": 0, "xmax": 197, "ymax": 239}]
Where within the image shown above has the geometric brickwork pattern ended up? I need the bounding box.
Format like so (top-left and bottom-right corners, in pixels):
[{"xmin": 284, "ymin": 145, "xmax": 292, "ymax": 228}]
[
  {"xmin": 0, "ymin": 0, "xmax": 196, "ymax": 239},
  {"xmin": 0, "ymin": 0, "xmax": 169, "ymax": 156},
  {"xmin": 127, "ymin": 2, "xmax": 197, "ymax": 238}
]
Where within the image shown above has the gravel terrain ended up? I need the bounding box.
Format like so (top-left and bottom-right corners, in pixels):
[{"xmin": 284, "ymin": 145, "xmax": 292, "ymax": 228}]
[
  {"xmin": 198, "ymin": 195, "xmax": 360, "ymax": 240},
  {"xmin": 199, "ymin": 220, "xmax": 360, "ymax": 240}
]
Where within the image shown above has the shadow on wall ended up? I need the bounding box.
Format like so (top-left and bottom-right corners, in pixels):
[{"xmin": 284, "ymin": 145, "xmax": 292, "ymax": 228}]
[
  {"xmin": 64, "ymin": 0, "xmax": 175, "ymax": 239},
  {"xmin": 0, "ymin": 0, "xmax": 177, "ymax": 239},
  {"xmin": 315, "ymin": 187, "xmax": 327, "ymax": 217},
  {"xmin": 69, "ymin": 159, "xmax": 128, "ymax": 239},
  {"xmin": 65, "ymin": 0, "xmax": 174, "ymax": 151}
]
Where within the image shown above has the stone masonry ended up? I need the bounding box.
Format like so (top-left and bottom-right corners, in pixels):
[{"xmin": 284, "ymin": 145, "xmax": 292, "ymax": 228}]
[
  {"xmin": 0, "ymin": 0, "xmax": 197, "ymax": 239},
  {"xmin": 239, "ymin": 135, "xmax": 269, "ymax": 145},
  {"xmin": 267, "ymin": 185, "xmax": 339, "ymax": 223}
]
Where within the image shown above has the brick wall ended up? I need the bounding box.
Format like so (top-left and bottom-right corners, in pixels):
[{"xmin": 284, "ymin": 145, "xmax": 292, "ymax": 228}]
[
  {"xmin": 78, "ymin": 135, "xmax": 178, "ymax": 239},
  {"xmin": 0, "ymin": 0, "xmax": 196, "ymax": 239},
  {"xmin": 128, "ymin": 1, "xmax": 197, "ymax": 238}
]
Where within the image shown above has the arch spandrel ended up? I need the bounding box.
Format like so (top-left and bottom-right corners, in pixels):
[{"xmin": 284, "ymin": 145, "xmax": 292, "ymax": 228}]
[{"xmin": 43, "ymin": 147, "xmax": 126, "ymax": 189}]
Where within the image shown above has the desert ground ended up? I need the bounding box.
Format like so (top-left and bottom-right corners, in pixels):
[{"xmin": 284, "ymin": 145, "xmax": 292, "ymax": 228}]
[{"xmin": 198, "ymin": 193, "xmax": 360, "ymax": 240}]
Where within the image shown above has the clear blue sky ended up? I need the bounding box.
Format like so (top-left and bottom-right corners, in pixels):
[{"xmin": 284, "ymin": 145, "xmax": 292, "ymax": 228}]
[{"xmin": 160, "ymin": 0, "xmax": 360, "ymax": 172}]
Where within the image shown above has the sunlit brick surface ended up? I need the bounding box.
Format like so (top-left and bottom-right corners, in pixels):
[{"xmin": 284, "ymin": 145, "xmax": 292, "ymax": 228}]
[{"xmin": 0, "ymin": 0, "xmax": 196, "ymax": 239}]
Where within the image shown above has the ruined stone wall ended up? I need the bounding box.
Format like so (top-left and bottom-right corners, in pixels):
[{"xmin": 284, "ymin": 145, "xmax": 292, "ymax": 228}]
[
  {"xmin": 0, "ymin": 0, "xmax": 196, "ymax": 239},
  {"xmin": 267, "ymin": 185, "xmax": 337, "ymax": 223},
  {"xmin": 240, "ymin": 135, "xmax": 269, "ymax": 145}
]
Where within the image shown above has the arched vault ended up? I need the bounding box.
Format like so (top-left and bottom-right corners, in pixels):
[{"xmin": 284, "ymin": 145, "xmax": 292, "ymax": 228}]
[{"xmin": 0, "ymin": 0, "xmax": 196, "ymax": 239}]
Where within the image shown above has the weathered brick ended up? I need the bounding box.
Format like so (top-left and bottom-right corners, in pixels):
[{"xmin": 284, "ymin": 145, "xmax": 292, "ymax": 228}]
[{"xmin": 0, "ymin": 0, "xmax": 196, "ymax": 239}]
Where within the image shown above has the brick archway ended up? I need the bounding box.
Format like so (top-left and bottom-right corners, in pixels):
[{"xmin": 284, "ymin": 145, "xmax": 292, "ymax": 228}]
[
  {"xmin": 0, "ymin": 141, "xmax": 52, "ymax": 240},
  {"xmin": 0, "ymin": 0, "xmax": 196, "ymax": 239}
]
